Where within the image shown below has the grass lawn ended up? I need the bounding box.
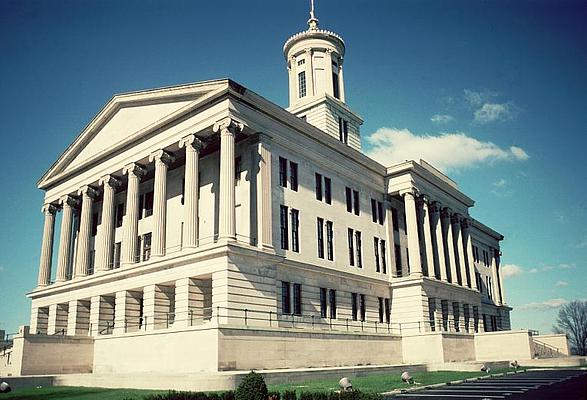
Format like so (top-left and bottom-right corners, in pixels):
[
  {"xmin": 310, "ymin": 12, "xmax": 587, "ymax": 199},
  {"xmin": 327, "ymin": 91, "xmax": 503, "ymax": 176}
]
[
  {"xmin": 1, "ymin": 386, "xmax": 165, "ymax": 400},
  {"xmin": 267, "ymin": 368, "xmax": 519, "ymax": 394}
]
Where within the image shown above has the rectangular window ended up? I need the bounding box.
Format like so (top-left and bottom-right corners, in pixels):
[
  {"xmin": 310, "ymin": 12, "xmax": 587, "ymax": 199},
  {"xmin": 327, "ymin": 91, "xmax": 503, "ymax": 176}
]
[
  {"xmin": 290, "ymin": 161, "xmax": 298, "ymax": 191},
  {"xmin": 377, "ymin": 201, "xmax": 384, "ymax": 225},
  {"xmin": 326, "ymin": 221, "xmax": 334, "ymax": 261},
  {"xmin": 293, "ymin": 283, "xmax": 302, "ymax": 315},
  {"xmin": 351, "ymin": 293, "xmax": 358, "ymax": 321},
  {"xmin": 378, "ymin": 297, "xmax": 384, "ymax": 323},
  {"xmin": 338, "ymin": 117, "xmax": 344, "ymax": 142},
  {"xmin": 345, "ymin": 187, "xmax": 352, "ymax": 212},
  {"xmin": 115, "ymin": 203, "xmax": 124, "ymax": 228},
  {"xmin": 463, "ymin": 304, "xmax": 470, "ymax": 332},
  {"xmin": 142, "ymin": 232, "xmax": 152, "ymax": 262},
  {"xmin": 317, "ymin": 217, "xmax": 325, "ymax": 259},
  {"xmin": 348, "ymin": 228, "xmax": 355, "ymax": 266},
  {"xmin": 441, "ymin": 300, "xmax": 449, "ymax": 331},
  {"xmin": 280, "ymin": 205, "xmax": 289, "ymax": 250},
  {"xmin": 235, "ymin": 156, "xmax": 242, "ymax": 182},
  {"xmin": 453, "ymin": 302, "xmax": 460, "ymax": 332},
  {"xmin": 360, "ymin": 294, "xmax": 366, "ymax": 322},
  {"xmin": 279, "ymin": 157, "xmax": 288, "ymax": 187},
  {"xmin": 297, "ymin": 58, "xmax": 305, "ymax": 66},
  {"xmin": 113, "ymin": 242, "xmax": 121, "ymax": 268},
  {"xmin": 355, "ymin": 230, "xmax": 362, "ymax": 268},
  {"xmin": 343, "ymin": 121, "xmax": 349, "ymax": 143},
  {"xmin": 332, "ymin": 72, "xmax": 340, "ymax": 99},
  {"xmin": 371, "ymin": 199, "xmax": 378, "ymax": 223},
  {"xmin": 473, "ymin": 306, "xmax": 479, "ymax": 333},
  {"xmin": 381, "ymin": 239, "xmax": 387, "ymax": 274},
  {"xmin": 91, "ymin": 212, "xmax": 99, "ymax": 237},
  {"xmin": 320, "ymin": 288, "xmax": 328, "ymax": 318},
  {"xmin": 143, "ymin": 191, "xmax": 154, "ymax": 218},
  {"xmin": 391, "ymin": 207, "xmax": 399, "ymax": 232},
  {"xmin": 282, "ymin": 281, "xmax": 291, "ymax": 314},
  {"xmin": 395, "ymin": 244, "xmax": 402, "ymax": 276},
  {"xmin": 315, "ymin": 173, "xmax": 323, "ymax": 201},
  {"xmin": 428, "ymin": 298, "xmax": 436, "ymax": 331},
  {"xmin": 298, "ymin": 71, "xmax": 306, "ymax": 98},
  {"xmin": 291, "ymin": 208, "xmax": 299, "ymax": 253},
  {"xmin": 385, "ymin": 298, "xmax": 391, "ymax": 324},
  {"xmin": 298, "ymin": 71, "xmax": 307, "ymax": 98},
  {"xmin": 329, "ymin": 289, "xmax": 337, "ymax": 319},
  {"xmin": 324, "ymin": 177, "xmax": 332, "ymax": 204},
  {"xmin": 374, "ymin": 237, "xmax": 380, "ymax": 272},
  {"xmin": 353, "ymin": 190, "xmax": 360, "ymax": 215}
]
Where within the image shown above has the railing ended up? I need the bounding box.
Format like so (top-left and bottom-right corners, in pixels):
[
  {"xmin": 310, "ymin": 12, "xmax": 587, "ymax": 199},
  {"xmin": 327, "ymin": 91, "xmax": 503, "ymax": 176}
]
[
  {"xmin": 533, "ymin": 338, "xmax": 563, "ymax": 359},
  {"xmin": 51, "ymin": 328, "xmax": 66, "ymax": 336}
]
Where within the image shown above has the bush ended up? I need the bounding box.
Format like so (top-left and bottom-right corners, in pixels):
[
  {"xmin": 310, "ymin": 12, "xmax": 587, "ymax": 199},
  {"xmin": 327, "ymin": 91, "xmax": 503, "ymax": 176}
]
[
  {"xmin": 283, "ymin": 390, "xmax": 297, "ymax": 400},
  {"xmin": 268, "ymin": 392, "xmax": 281, "ymax": 400},
  {"xmin": 235, "ymin": 371, "xmax": 268, "ymax": 400}
]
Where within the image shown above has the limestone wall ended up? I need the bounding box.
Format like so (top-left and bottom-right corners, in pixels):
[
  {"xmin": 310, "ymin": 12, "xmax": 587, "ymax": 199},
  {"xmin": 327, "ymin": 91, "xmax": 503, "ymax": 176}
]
[
  {"xmin": 93, "ymin": 326, "xmax": 218, "ymax": 373},
  {"xmin": 474, "ymin": 330, "xmax": 533, "ymax": 361},
  {"xmin": 402, "ymin": 332, "xmax": 475, "ymax": 364},
  {"xmin": 218, "ymin": 326, "xmax": 402, "ymax": 370},
  {"xmin": 532, "ymin": 334, "xmax": 570, "ymax": 356}
]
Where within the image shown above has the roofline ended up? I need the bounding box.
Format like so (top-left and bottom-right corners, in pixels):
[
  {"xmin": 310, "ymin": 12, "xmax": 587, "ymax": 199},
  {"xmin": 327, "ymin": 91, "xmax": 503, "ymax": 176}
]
[{"xmin": 472, "ymin": 219, "xmax": 504, "ymax": 241}]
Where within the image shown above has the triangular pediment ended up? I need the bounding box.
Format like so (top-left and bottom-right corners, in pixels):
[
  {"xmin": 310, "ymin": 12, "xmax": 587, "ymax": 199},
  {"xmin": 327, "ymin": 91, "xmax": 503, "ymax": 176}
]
[{"xmin": 39, "ymin": 79, "xmax": 232, "ymax": 189}]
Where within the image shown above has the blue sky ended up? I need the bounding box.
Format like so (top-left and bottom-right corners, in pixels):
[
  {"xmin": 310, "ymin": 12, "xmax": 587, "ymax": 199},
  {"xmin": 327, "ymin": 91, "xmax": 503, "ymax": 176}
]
[{"xmin": 0, "ymin": 0, "xmax": 585, "ymax": 335}]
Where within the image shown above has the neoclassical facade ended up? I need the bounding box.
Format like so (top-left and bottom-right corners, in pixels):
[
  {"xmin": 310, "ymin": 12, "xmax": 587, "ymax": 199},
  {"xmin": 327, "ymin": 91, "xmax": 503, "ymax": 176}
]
[{"xmin": 13, "ymin": 7, "xmax": 517, "ymax": 376}]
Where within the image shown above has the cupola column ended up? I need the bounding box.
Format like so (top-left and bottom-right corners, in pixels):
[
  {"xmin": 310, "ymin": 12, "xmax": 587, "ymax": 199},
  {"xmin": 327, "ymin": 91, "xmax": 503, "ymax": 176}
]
[
  {"xmin": 37, "ymin": 204, "xmax": 57, "ymax": 286},
  {"xmin": 304, "ymin": 48, "xmax": 315, "ymax": 97}
]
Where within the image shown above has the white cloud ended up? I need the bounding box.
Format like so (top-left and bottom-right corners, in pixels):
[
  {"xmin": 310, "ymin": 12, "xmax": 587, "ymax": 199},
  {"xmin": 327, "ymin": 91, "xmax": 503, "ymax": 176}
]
[
  {"xmin": 365, "ymin": 127, "xmax": 530, "ymax": 172},
  {"xmin": 510, "ymin": 146, "xmax": 529, "ymax": 161},
  {"xmin": 464, "ymin": 89, "xmax": 498, "ymax": 107},
  {"xmin": 430, "ymin": 114, "xmax": 454, "ymax": 124},
  {"xmin": 474, "ymin": 103, "xmax": 514, "ymax": 124},
  {"xmin": 493, "ymin": 179, "xmax": 507, "ymax": 188},
  {"xmin": 518, "ymin": 298, "xmax": 567, "ymax": 311},
  {"xmin": 490, "ymin": 178, "xmax": 514, "ymax": 197},
  {"xmin": 555, "ymin": 280, "xmax": 569, "ymax": 287},
  {"xmin": 501, "ymin": 263, "xmax": 524, "ymax": 278}
]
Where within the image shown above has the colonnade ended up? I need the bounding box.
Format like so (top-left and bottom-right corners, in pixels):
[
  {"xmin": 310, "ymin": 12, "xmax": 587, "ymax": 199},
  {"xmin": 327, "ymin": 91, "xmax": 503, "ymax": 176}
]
[
  {"xmin": 36, "ymin": 118, "xmax": 250, "ymax": 287},
  {"xmin": 399, "ymin": 189, "xmax": 479, "ymax": 291}
]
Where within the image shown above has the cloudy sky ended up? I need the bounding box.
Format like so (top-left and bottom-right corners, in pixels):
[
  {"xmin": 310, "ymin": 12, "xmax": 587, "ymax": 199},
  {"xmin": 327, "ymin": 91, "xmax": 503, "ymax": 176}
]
[{"xmin": 0, "ymin": 0, "xmax": 585, "ymax": 334}]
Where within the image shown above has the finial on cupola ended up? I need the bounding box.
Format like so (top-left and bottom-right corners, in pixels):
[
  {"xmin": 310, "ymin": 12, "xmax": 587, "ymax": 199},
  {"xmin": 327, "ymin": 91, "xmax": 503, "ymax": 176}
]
[{"xmin": 308, "ymin": 0, "xmax": 319, "ymax": 31}]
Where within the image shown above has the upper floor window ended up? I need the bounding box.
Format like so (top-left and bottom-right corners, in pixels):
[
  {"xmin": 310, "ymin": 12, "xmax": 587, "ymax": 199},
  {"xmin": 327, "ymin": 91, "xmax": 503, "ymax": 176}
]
[
  {"xmin": 91, "ymin": 212, "xmax": 99, "ymax": 237},
  {"xmin": 139, "ymin": 191, "xmax": 154, "ymax": 219},
  {"xmin": 329, "ymin": 289, "xmax": 337, "ymax": 319},
  {"xmin": 332, "ymin": 72, "xmax": 340, "ymax": 99},
  {"xmin": 297, "ymin": 58, "xmax": 305, "ymax": 66},
  {"xmin": 355, "ymin": 230, "xmax": 362, "ymax": 268},
  {"xmin": 115, "ymin": 202, "xmax": 124, "ymax": 228},
  {"xmin": 391, "ymin": 207, "xmax": 399, "ymax": 232},
  {"xmin": 371, "ymin": 198, "xmax": 384, "ymax": 224},
  {"xmin": 280, "ymin": 205, "xmax": 289, "ymax": 250},
  {"xmin": 315, "ymin": 174, "xmax": 332, "ymax": 204},
  {"xmin": 298, "ymin": 71, "xmax": 307, "ymax": 98},
  {"xmin": 291, "ymin": 208, "xmax": 300, "ymax": 253},
  {"xmin": 326, "ymin": 221, "xmax": 334, "ymax": 261},
  {"xmin": 293, "ymin": 283, "xmax": 302, "ymax": 315},
  {"xmin": 345, "ymin": 187, "xmax": 360, "ymax": 215},
  {"xmin": 235, "ymin": 156, "xmax": 242, "ymax": 183},
  {"xmin": 320, "ymin": 288, "xmax": 328, "ymax": 318},
  {"xmin": 138, "ymin": 232, "xmax": 152, "ymax": 262},
  {"xmin": 338, "ymin": 117, "xmax": 349, "ymax": 144},
  {"xmin": 279, "ymin": 157, "xmax": 298, "ymax": 191},
  {"xmin": 290, "ymin": 161, "xmax": 298, "ymax": 191},
  {"xmin": 279, "ymin": 157, "xmax": 287, "ymax": 187},
  {"xmin": 282, "ymin": 281, "xmax": 291, "ymax": 314},
  {"xmin": 315, "ymin": 173, "xmax": 323, "ymax": 201},
  {"xmin": 317, "ymin": 217, "xmax": 325, "ymax": 259},
  {"xmin": 348, "ymin": 228, "xmax": 355, "ymax": 266}
]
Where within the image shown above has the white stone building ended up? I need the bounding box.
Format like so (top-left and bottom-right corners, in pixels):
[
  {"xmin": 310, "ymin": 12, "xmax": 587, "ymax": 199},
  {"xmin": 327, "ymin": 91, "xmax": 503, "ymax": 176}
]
[{"xmin": 5, "ymin": 6, "xmax": 543, "ymax": 379}]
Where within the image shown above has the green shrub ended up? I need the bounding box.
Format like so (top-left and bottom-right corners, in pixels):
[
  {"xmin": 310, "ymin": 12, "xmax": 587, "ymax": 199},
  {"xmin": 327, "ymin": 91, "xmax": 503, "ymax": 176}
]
[
  {"xmin": 221, "ymin": 391, "xmax": 236, "ymax": 400},
  {"xmin": 283, "ymin": 390, "xmax": 297, "ymax": 400},
  {"xmin": 144, "ymin": 391, "xmax": 231, "ymax": 400},
  {"xmin": 235, "ymin": 371, "xmax": 268, "ymax": 400},
  {"xmin": 268, "ymin": 391, "xmax": 281, "ymax": 400}
]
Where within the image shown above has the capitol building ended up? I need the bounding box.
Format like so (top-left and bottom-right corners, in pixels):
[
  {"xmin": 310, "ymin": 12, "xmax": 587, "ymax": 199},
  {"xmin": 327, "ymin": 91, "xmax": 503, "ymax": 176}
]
[{"xmin": 0, "ymin": 3, "xmax": 568, "ymax": 387}]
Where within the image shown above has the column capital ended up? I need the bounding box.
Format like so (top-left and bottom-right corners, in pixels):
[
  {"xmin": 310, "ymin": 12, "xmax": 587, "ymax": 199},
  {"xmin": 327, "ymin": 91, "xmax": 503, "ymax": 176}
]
[
  {"xmin": 461, "ymin": 218, "xmax": 473, "ymax": 229},
  {"xmin": 78, "ymin": 185, "xmax": 100, "ymax": 199},
  {"xmin": 179, "ymin": 134, "xmax": 204, "ymax": 152},
  {"xmin": 419, "ymin": 194, "xmax": 433, "ymax": 204},
  {"xmin": 41, "ymin": 203, "xmax": 58, "ymax": 215},
  {"xmin": 59, "ymin": 194, "xmax": 80, "ymax": 208},
  {"xmin": 149, "ymin": 149, "xmax": 175, "ymax": 165},
  {"xmin": 429, "ymin": 201, "xmax": 442, "ymax": 214},
  {"xmin": 99, "ymin": 174, "xmax": 121, "ymax": 189},
  {"xmin": 451, "ymin": 213, "xmax": 463, "ymax": 225},
  {"xmin": 441, "ymin": 207, "xmax": 453, "ymax": 219},
  {"xmin": 304, "ymin": 48, "xmax": 313, "ymax": 54},
  {"xmin": 123, "ymin": 163, "xmax": 146, "ymax": 178},
  {"xmin": 399, "ymin": 188, "xmax": 419, "ymax": 199},
  {"xmin": 213, "ymin": 117, "xmax": 244, "ymax": 137}
]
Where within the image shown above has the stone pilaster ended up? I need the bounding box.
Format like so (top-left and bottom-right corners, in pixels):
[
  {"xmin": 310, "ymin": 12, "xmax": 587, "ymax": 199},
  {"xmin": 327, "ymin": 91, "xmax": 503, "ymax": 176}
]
[
  {"xmin": 38, "ymin": 204, "xmax": 57, "ymax": 286},
  {"xmin": 462, "ymin": 218, "xmax": 478, "ymax": 290},
  {"xmin": 453, "ymin": 214, "xmax": 469, "ymax": 287},
  {"xmin": 255, "ymin": 133, "xmax": 273, "ymax": 249},
  {"xmin": 304, "ymin": 48, "xmax": 314, "ymax": 97},
  {"xmin": 47, "ymin": 303, "xmax": 68, "ymax": 335},
  {"xmin": 442, "ymin": 208, "xmax": 459, "ymax": 284},
  {"xmin": 96, "ymin": 175, "xmax": 120, "ymax": 272},
  {"xmin": 401, "ymin": 189, "xmax": 422, "ymax": 277},
  {"xmin": 122, "ymin": 163, "xmax": 145, "ymax": 265},
  {"xmin": 431, "ymin": 202, "xmax": 448, "ymax": 282},
  {"xmin": 324, "ymin": 49, "xmax": 334, "ymax": 95},
  {"xmin": 56, "ymin": 195, "xmax": 79, "ymax": 282},
  {"xmin": 288, "ymin": 56, "xmax": 296, "ymax": 105},
  {"xmin": 214, "ymin": 118, "xmax": 244, "ymax": 241},
  {"xmin": 385, "ymin": 201, "xmax": 398, "ymax": 279},
  {"xmin": 338, "ymin": 61, "xmax": 346, "ymax": 102},
  {"xmin": 74, "ymin": 185, "xmax": 99, "ymax": 278},
  {"xmin": 67, "ymin": 299, "xmax": 90, "ymax": 336},
  {"xmin": 149, "ymin": 150, "xmax": 175, "ymax": 257},
  {"xmin": 420, "ymin": 196, "xmax": 436, "ymax": 279},
  {"xmin": 179, "ymin": 135, "xmax": 203, "ymax": 249}
]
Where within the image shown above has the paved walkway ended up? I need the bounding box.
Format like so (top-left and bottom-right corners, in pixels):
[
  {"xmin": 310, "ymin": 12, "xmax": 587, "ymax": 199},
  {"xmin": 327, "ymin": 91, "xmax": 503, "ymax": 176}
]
[{"xmin": 388, "ymin": 369, "xmax": 587, "ymax": 400}]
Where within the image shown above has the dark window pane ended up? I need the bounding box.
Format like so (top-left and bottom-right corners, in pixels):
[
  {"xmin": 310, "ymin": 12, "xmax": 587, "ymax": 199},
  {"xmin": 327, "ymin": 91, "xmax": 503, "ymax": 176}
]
[
  {"xmin": 317, "ymin": 217, "xmax": 324, "ymax": 259},
  {"xmin": 291, "ymin": 209, "xmax": 299, "ymax": 253},
  {"xmin": 353, "ymin": 190, "xmax": 360, "ymax": 216},
  {"xmin": 326, "ymin": 221, "xmax": 334, "ymax": 261},
  {"xmin": 355, "ymin": 231, "xmax": 362, "ymax": 268},
  {"xmin": 324, "ymin": 177, "xmax": 332, "ymax": 204},
  {"xmin": 282, "ymin": 281, "xmax": 291, "ymax": 314},
  {"xmin": 279, "ymin": 157, "xmax": 287, "ymax": 187},
  {"xmin": 320, "ymin": 288, "xmax": 327, "ymax": 318},
  {"xmin": 280, "ymin": 205, "xmax": 289, "ymax": 250},
  {"xmin": 329, "ymin": 289, "xmax": 337, "ymax": 319},
  {"xmin": 345, "ymin": 187, "xmax": 352, "ymax": 212},
  {"xmin": 293, "ymin": 283, "xmax": 302, "ymax": 315},
  {"xmin": 381, "ymin": 240, "xmax": 387, "ymax": 274},
  {"xmin": 351, "ymin": 293, "xmax": 358, "ymax": 321},
  {"xmin": 348, "ymin": 228, "xmax": 354, "ymax": 266},
  {"xmin": 290, "ymin": 161, "xmax": 298, "ymax": 191},
  {"xmin": 315, "ymin": 173, "xmax": 323, "ymax": 201},
  {"xmin": 298, "ymin": 71, "xmax": 306, "ymax": 98},
  {"xmin": 374, "ymin": 237, "xmax": 380, "ymax": 272},
  {"xmin": 371, "ymin": 199, "xmax": 377, "ymax": 223},
  {"xmin": 378, "ymin": 201, "xmax": 384, "ymax": 225}
]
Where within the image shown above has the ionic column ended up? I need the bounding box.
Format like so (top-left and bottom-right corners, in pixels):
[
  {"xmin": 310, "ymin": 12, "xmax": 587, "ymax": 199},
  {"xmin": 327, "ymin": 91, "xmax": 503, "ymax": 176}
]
[
  {"xmin": 37, "ymin": 204, "xmax": 57, "ymax": 286},
  {"xmin": 495, "ymin": 250, "xmax": 505, "ymax": 304},
  {"xmin": 74, "ymin": 185, "xmax": 99, "ymax": 278},
  {"xmin": 462, "ymin": 218, "xmax": 478, "ymax": 290},
  {"xmin": 325, "ymin": 49, "xmax": 335, "ymax": 95},
  {"xmin": 149, "ymin": 150, "xmax": 175, "ymax": 257},
  {"xmin": 179, "ymin": 135, "xmax": 203, "ymax": 248},
  {"xmin": 442, "ymin": 208, "xmax": 459, "ymax": 284},
  {"xmin": 304, "ymin": 48, "xmax": 315, "ymax": 97},
  {"xmin": 96, "ymin": 175, "xmax": 120, "ymax": 272},
  {"xmin": 420, "ymin": 196, "xmax": 435, "ymax": 279},
  {"xmin": 431, "ymin": 202, "xmax": 448, "ymax": 282},
  {"xmin": 122, "ymin": 163, "xmax": 146, "ymax": 265},
  {"xmin": 401, "ymin": 189, "xmax": 422, "ymax": 277},
  {"xmin": 56, "ymin": 195, "xmax": 78, "ymax": 282},
  {"xmin": 338, "ymin": 60, "xmax": 346, "ymax": 102},
  {"xmin": 453, "ymin": 214, "xmax": 469, "ymax": 287},
  {"xmin": 213, "ymin": 118, "xmax": 244, "ymax": 241},
  {"xmin": 255, "ymin": 133, "xmax": 273, "ymax": 249},
  {"xmin": 490, "ymin": 248, "xmax": 501, "ymax": 303}
]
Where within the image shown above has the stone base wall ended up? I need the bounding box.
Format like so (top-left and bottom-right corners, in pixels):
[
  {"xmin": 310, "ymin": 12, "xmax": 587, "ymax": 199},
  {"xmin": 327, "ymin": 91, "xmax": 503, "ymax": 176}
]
[
  {"xmin": 474, "ymin": 330, "xmax": 534, "ymax": 361},
  {"xmin": 402, "ymin": 332, "xmax": 475, "ymax": 364}
]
